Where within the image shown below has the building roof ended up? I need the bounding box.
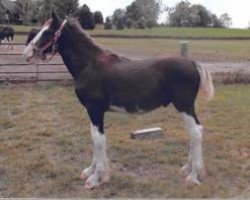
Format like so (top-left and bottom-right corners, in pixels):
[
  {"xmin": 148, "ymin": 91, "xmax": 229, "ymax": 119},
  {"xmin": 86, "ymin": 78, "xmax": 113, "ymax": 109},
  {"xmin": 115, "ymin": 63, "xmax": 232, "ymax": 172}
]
[{"xmin": 0, "ymin": 0, "xmax": 22, "ymax": 14}]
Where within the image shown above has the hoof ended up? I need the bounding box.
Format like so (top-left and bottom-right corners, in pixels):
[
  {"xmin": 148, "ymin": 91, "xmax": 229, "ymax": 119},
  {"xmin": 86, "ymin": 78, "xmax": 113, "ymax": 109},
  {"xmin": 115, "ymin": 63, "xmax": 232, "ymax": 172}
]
[
  {"xmin": 84, "ymin": 172, "xmax": 110, "ymax": 190},
  {"xmin": 80, "ymin": 172, "xmax": 88, "ymax": 181},
  {"xmin": 84, "ymin": 182, "xmax": 96, "ymax": 190},
  {"xmin": 180, "ymin": 164, "xmax": 191, "ymax": 177},
  {"xmin": 185, "ymin": 175, "xmax": 201, "ymax": 186},
  {"xmin": 101, "ymin": 172, "xmax": 110, "ymax": 184},
  {"xmin": 198, "ymin": 168, "xmax": 207, "ymax": 182}
]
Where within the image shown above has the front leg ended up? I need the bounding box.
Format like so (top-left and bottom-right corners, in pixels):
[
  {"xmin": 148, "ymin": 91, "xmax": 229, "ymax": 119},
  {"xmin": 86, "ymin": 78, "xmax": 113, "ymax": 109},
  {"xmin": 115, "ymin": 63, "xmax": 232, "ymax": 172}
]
[{"xmin": 80, "ymin": 107, "xmax": 110, "ymax": 189}]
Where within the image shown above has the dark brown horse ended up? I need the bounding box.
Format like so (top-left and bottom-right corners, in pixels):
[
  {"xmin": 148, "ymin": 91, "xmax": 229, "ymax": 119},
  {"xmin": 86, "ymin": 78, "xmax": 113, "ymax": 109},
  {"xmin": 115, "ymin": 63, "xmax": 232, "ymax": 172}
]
[
  {"xmin": 23, "ymin": 12, "xmax": 214, "ymax": 189},
  {"xmin": 0, "ymin": 26, "xmax": 14, "ymax": 49}
]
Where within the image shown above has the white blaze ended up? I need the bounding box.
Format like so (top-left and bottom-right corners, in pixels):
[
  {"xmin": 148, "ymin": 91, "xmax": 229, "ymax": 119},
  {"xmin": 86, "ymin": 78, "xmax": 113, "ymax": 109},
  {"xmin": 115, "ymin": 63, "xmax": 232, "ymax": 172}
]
[{"xmin": 23, "ymin": 25, "xmax": 49, "ymax": 59}]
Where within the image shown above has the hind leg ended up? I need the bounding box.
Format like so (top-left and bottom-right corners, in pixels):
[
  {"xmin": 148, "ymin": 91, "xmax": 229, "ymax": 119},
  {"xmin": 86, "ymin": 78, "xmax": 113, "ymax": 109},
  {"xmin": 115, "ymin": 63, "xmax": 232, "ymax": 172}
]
[
  {"xmin": 5, "ymin": 38, "xmax": 9, "ymax": 50},
  {"xmin": 10, "ymin": 36, "xmax": 14, "ymax": 50},
  {"xmin": 181, "ymin": 111, "xmax": 205, "ymax": 185},
  {"xmin": 172, "ymin": 95, "xmax": 205, "ymax": 184},
  {"xmin": 6, "ymin": 38, "xmax": 11, "ymax": 50}
]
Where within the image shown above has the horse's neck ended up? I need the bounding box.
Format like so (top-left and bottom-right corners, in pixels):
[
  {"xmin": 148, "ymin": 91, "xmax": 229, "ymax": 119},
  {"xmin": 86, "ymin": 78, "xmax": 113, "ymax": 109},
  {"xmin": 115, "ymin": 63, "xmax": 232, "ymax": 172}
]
[{"xmin": 58, "ymin": 28, "xmax": 102, "ymax": 80}]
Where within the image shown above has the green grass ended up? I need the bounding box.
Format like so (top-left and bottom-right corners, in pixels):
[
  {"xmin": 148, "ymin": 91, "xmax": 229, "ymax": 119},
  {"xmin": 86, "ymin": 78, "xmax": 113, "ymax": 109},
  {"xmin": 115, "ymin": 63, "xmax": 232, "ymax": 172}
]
[
  {"xmin": 0, "ymin": 84, "xmax": 249, "ymax": 198},
  {"xmin": 1, "ymin": 24, "xmax": 39, "ymax": 32},
  {"xmin": 95, "ymin": 38, "xmax": 250, "ymax": 61},
  {"xmin": 89, "ymin": 26, "xmax": 250, "ymax": 39},
  {"xmin": 12, "ymin": 28, "xmax": 250, "ymax": 62},
  {"xmin": 4, "ymin": 24, "xmax": 250, "ymax": 39}
]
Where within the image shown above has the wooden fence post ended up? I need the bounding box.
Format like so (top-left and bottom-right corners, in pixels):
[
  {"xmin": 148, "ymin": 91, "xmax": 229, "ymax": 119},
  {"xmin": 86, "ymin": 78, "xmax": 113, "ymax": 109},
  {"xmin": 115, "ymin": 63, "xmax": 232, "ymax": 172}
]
[{"xmin": 180, "ymin": 41, "xmax": 188, "ymax": 58}]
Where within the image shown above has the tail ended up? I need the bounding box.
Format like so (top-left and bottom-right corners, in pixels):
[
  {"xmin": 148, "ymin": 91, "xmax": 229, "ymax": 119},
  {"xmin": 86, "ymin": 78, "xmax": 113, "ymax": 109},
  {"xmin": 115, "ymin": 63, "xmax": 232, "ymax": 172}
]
[{"xmin": 194, "ymin": 62, "xmax": 214, "ymax": 101}]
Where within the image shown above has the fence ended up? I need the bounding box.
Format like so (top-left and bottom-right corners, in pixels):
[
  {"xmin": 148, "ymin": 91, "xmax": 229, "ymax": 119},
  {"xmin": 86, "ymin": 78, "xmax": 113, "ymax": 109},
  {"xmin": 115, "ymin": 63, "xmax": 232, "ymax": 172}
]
[
  {"xmin": 0, "ymin": 43, "xmax": 71, "ymax": 83},
  {"xmin": 0, "ymin": 41, "xmax": 191, "ymax": 83}
]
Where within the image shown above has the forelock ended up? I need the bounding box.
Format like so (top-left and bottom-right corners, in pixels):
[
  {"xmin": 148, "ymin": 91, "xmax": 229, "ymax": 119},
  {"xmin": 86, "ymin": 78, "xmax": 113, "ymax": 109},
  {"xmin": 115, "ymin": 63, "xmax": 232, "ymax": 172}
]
[{"xmin": 43, "ymin": 19, "xmax": 53, "ymax": 28}]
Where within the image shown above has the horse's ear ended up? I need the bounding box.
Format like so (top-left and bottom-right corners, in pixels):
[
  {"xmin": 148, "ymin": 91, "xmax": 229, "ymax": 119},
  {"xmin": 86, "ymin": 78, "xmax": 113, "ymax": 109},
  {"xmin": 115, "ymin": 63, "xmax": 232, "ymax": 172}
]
[{"xmin": 51, "ymin": 10, "xmax": 60, "ymax": 28}]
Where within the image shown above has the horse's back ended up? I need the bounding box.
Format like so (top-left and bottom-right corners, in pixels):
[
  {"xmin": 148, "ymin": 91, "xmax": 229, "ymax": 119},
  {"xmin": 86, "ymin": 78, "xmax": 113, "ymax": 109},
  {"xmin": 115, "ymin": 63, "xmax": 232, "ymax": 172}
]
[{"xmin": 107, "ymin": 56, "xmax": 199, "ymax": 87}]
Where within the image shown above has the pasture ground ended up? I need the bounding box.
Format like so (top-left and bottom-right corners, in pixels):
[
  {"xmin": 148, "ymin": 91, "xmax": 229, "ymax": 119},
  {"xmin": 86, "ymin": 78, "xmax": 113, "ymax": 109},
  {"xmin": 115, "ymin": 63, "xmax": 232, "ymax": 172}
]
[{"xmin": 0, "ymin": 83, "xmax": 249, "ymax": 198}]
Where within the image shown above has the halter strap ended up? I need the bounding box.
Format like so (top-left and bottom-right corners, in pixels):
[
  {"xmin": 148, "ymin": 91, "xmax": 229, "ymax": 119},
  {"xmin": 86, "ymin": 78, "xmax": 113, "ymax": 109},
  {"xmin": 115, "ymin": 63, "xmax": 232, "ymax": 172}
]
[
  {"xmin": 34, "ymin": 19, "xmax": 67, "ymax": 51},
  {"xmin": 33, "ymin": 19, "xmax": 67, "ymax": 62},
  {"xmin": 54, "ymin": 19, "xmax": 67, "ymax": 44}
]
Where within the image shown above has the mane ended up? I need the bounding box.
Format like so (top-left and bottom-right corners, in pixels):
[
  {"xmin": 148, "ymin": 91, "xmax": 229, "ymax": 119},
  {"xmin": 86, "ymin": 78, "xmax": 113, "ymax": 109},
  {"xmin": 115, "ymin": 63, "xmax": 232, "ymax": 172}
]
[
  {"xmin": 43, "ymin": 19, "xmax": 53, "ymax": 27},
  {"xmin": 64, "ymin": 18, "xmax": 126, "ymax": 65},
  {"xmin": 66, "ymin": 18, "xmax": 102, "ymax": 51}
]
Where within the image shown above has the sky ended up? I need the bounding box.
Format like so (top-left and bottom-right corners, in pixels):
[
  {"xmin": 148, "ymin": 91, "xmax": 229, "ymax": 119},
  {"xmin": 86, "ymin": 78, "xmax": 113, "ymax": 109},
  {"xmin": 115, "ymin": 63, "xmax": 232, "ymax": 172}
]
[{"xmin": 79, "ymin": 0, "xmax": 250, "ymax": 28}]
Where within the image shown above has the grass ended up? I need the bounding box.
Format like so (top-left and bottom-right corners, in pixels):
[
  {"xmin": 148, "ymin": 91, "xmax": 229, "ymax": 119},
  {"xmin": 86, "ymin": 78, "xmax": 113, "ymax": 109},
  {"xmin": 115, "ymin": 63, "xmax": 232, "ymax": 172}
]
[
  {"xmin": 95, "ymin": 38, "xmax": 250, "ymax": 61},
  {"xmin": 12, "ymin": 35, "xmax": 250, "ymax": 62},
  {"xmin": 4, "ymin": 24, "xmax": 250, "ymax": 39},
  {"xmin": 0, "ymin": 83, "xmax": 249, "ymax": 198},
  {"xmin": 4, "ymin": 24, "xmax": 39, "ymax": 32},
  {"xmin": 89, "ymin": 26, "xmax": 250, "ymax": 39}
]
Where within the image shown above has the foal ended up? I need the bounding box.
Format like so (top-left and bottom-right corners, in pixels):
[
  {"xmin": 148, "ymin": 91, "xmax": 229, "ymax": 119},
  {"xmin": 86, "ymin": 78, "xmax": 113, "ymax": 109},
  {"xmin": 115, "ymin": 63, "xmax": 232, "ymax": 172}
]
[{"xmin": 23, "ymin": 12, "xmax": 214, "ymax": 189}]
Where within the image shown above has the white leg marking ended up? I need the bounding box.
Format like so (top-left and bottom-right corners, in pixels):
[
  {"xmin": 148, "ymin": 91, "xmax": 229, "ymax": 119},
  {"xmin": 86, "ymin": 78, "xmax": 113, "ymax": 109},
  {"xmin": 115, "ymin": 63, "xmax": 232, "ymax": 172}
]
[
  {"xmin": 182, "ymin": 113, "xmax": 204, "ymax": 185},
  {"xmin": 82, "ymin": 123, "xmax": 109, "ymax": 189}
]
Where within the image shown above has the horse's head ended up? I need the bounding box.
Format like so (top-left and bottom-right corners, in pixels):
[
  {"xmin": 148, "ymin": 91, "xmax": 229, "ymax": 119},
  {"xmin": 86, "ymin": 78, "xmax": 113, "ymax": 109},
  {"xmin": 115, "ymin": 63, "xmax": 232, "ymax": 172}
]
[{"xmin": 23, "ymin": 11, "xmax": 66, "ymax": 63}]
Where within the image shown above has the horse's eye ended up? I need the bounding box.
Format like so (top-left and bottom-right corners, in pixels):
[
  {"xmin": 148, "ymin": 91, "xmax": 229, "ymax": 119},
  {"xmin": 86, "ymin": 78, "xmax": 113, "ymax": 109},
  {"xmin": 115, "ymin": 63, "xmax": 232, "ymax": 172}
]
[{"xmin": 43, "ymin": 31, "xmax": 53, "ymax": 38}]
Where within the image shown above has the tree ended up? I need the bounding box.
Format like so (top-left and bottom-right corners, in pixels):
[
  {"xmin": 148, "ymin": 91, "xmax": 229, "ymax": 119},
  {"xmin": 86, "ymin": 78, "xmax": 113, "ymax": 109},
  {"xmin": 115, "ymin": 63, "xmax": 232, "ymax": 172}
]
[
  {"xmin": 125, "ymin": 18, "xmax": 133, "ymax": 28},
  {"xmin": 135, "ymin": 0, "xmax": 161, "ymax": 26},
  {"xmin": 137, "ymin": 17, "xmax": 146, "ymax": 29},
  {"xmin": 146, "ymin": 20, "xmax": 154, "ymax": 29},
  {"xmin": 35, "ymin": 0, "xmax": 79, "ymax": 23},
  {"xmin": 167, "ymin": 1, "xmax": 222, "ymax": 27},
  {"xmin": 219, "ymin": 13, "xmax": 232, "ymax": 28},
  {"xmin": 93, "ymin": 11, "xmax": 104, "ymax": 24},
  {"xmin": 168, "ymin": 1, "xmax": 191, "ymax": 27},
  {"xmin": 78, "ymin": 4, "xmax": 95, "ymax": 30},
  {"xmin": 54, "ymin": 0, "xmax": 79, "ymax": 18},
  {"xmin": 112, "ymin": 9, "xmax": 125, "ymax": 26},
  {"xmin": 210, "ymin": 14, "xmax": 222, "ymax": 27},
  {"xmin": 189, "ymin": 4, "xmax": 212, "ymax": 27},
  {"xmin": 164, "ymin": 6, "xmax": 174, "ymax": 25},
  {"xmin": 116, "ymin": 17, "xmax": 124, "ymax": 30},
  {"xmin": 16, "ymin": 0, "xmax": 40, "ymax": 25},
  {"xmin": 125, "ymin": 2, "xmax": 143, "ymax": 23},
  {"xmin": 38, "ymin": 0, "xmax": 53, "ymax": 23},
  {"xmin": 124, "ymin": 0, "xmax": 161, "ymax": 28},
  {"xmin": 104, "ymin": 17, "xmax": 112, "ymax": 30}
]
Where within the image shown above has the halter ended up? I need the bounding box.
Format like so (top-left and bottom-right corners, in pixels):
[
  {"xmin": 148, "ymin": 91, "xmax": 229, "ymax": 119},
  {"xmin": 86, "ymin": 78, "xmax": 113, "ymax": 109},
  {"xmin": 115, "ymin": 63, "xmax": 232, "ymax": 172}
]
[{"xmin": 32, "ymin": 19, "xmax": 67, "ymax": 62}]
